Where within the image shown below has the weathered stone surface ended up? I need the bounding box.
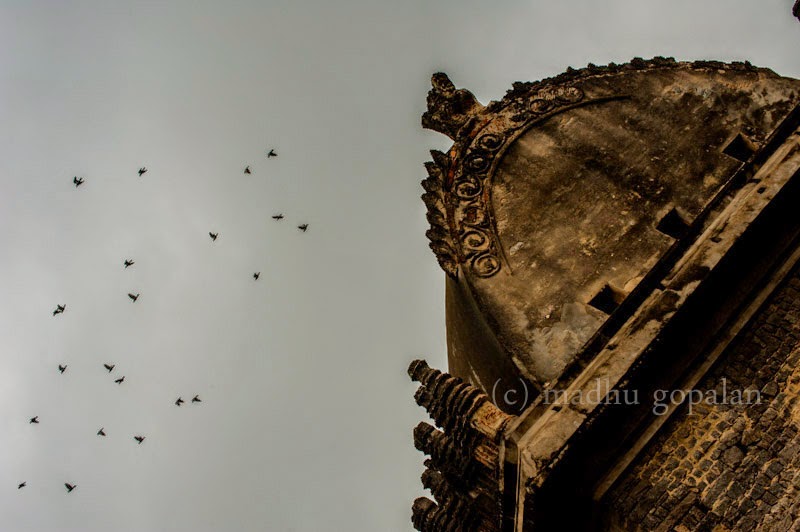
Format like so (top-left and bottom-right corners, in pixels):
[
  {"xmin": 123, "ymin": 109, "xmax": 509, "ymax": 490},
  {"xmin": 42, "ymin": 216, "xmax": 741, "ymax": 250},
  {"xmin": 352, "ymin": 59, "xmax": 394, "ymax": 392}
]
[
  {"xmin": 603, "ymin": 271, "xmax": 800, "ymax": 530},
  {"xmin": 408, "ymin": 360, "xmax": 515, "ymax": 531},
  {"xmin": 422, "ymin": 72, "xmax": 485, "ymax": 141},
  {"xmin": 410, "ymin": 56, "xmax": 800, "ymax": 532},
  {"xmin": 425, "ymin": 59, "xmax": 800, "ymax": 388}
]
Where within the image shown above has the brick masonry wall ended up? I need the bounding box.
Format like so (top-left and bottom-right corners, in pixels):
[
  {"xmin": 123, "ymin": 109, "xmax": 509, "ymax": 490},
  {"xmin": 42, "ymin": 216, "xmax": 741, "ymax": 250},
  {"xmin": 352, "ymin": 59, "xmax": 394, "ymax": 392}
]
[{"xmin": 603, "ymin": 269, "xmax": 800, "ymax": 531}]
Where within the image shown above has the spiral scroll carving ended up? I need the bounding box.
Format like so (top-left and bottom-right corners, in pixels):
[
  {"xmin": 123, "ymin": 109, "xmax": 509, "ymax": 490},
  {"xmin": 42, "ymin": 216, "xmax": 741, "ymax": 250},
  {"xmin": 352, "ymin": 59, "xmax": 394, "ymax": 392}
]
[{"xmin": 421, "ymin": 72, "xmax": 586, "ymax": 278}]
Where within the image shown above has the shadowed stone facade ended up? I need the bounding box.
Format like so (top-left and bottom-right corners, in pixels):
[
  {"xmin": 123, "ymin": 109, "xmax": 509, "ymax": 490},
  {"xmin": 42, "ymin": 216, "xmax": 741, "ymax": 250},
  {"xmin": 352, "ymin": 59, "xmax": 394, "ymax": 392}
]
[
  {"xmin": 408, "ymin": 29, "xmax": 800, "ymax": 530},
  {"xmin": 604, "ymin": 269, "xmax": 800, "ymax": 530}
]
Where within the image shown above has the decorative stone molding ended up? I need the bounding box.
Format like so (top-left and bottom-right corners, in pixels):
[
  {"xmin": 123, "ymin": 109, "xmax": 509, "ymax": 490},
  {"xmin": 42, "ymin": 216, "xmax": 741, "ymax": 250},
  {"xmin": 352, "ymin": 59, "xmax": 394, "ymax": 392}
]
[
  {"xmin": 422, "ymin": 72, "xmax": 485, "ymax": 141},
  {"xmin": 408, "ymin": 359, "xmax": 514, "ymax": 443},
  {"xmin": 414, "ymin": 422, "xmax": 476, "ymax": 481},
  {"xmin": 420, "ymin": 58, "xmax": 766, "ymax": 279},
  {"xmin": 412, "ymin": 496, "xmax": 488, "ymax": 532},
  {"xmin": 409, "ymin": 359, "xmax": 515, "ymax": 532},
  {"xmin": 420, "ymin": 73, "xmax": 592, "ymax": 279},
  {"xmin": 410, "ymin": 56, "xmax": 800, "ymax": 531}
]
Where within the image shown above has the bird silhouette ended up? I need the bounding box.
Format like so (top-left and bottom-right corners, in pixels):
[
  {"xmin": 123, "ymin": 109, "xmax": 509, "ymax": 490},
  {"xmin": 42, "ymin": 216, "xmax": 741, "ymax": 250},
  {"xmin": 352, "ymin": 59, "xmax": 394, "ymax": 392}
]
[
  {"xmin": 124, "ymin": 259, "xmax": 134, "ymax": 268},
  {"xmin": 17, "ymin": 482, "xmax": 25, "ymax": 489},
  {"xmin": 64, "ymin": 483, "xmax": 76, "ymax": 493},
  {"xmin": 253, "ymin": 272, "xmax": 260, "ymax": 280},
  {"xmin": 58, "ymin": 365, "xmax": 67, "ymax": 374},
  {"xmin": 134, "ymin": 435, "xmax": 145, "ymax": 444},
  {"xmin": 104, "ymin": 363, "xmax": 115, "ymax": 372},
  {"xmin": 175, "ymin": 397, "xmax": 184, "ymax": 406},
  {"xmin": 272, "ymin": 214, "xmax": 284, "ymax": 220},
  {"xmin": 29, "ymin": 416, "xmax": 38, "ymax": 424},
  {"xmin": 73, "ymin": 176, "xmax": 84, "ymax": 187},
  {"xmin": 115, "ymin": 376, "xmax": 125, "ymax": 384},
  {"xmin": 298, "ymin": 224, "xmax": 308, "ymax": 232},
  {"xmin": 138, "ymin": 167, "xmax": 147, "ymax": 177},
  {"xmin": 244, "ymin": 166, "xmax": 251, "ymax": 174},
  {"xmin": 128, "ymin": 293, "xmax": 139, "ymax": 302},
  {"xmin": 192, "ymin": 395, "xmax": 201, "ymax": 403},
  {"xmin": 267, "ymin": 149, "xmax": 277, "ymax": 158},
  {"xmin": 97, "ymin": 427, "xmax": 106, "ymax": 436},
  {"xmin": 209, "ymin": 232, "xmax": 218, "ymax": 241},
  {"xmin": 53, "ymin": 304, "xmax": 65, "ymax": 316}
]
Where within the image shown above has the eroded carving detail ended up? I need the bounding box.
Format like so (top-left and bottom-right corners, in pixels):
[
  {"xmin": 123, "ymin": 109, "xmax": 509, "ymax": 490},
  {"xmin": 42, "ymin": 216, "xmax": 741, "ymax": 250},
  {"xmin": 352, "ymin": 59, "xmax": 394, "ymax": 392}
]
[
  {"xmin": 420, "ymin": 59, "xmax": 769, "ymax": 279},
  {"xmin": 422, "ymin": 73, "xmax": 485, "ymax": 140},
  {"xmin": 421, "ymin": 73, "xmax": 586, "ymax": 278},
  {"xmin": 422, "ymin": 151, "xmax": 458, "ymax": 277},
  {"xmin": 409, "ymin": 359, "xmax": 513, "ymax": 532}
]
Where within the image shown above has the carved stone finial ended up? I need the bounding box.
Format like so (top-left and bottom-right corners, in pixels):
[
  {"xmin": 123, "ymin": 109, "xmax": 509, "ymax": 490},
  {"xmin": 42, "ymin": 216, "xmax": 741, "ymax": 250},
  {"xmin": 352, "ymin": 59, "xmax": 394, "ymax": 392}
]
[
  {"xmin": 410, "ymin": 359, "xmax": 517, "ymax": 442},
  {"xmin": 414, "ymin": 422, "xmax": 475, "ymax": 480},
  {"xmin": 411, "ymin": 497, "xmax": 438, "ymax": 531},
  {"xmin": 422, "ymin": 468, "xmax": 501, "ymax": 527},
  {"xmin": 421, "ymin": 469, "xmax": 452, "ymax": 503},
  {"xmin": 412, "ymin": 496, "xmax": 485, "ymax": 532},
  {"xmin": 411, "ymin": 365, "xmax": 487, "ymax": 443},
  {"xmin": 408, "ymin": 359, "xmax": 432, "ymax": 381},
  {"xmin": 422, "ymin": 72, "xmax": 485, "ymax": 140},
  {"xmin": 421, "ymin": 153, "xmax": 459, "ymax": 278}
]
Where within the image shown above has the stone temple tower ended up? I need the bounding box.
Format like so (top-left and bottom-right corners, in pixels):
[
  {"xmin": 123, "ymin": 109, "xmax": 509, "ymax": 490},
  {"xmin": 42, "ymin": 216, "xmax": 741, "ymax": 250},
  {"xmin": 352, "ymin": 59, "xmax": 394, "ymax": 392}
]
[{"xmin": 408, "ymin": 50, "xmax": 800, "ymax": 531}]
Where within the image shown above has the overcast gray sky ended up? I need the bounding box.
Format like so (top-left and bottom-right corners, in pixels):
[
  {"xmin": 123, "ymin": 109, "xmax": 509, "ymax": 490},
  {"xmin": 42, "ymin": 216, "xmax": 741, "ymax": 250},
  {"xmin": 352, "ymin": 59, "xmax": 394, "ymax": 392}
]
[{"xmin": 0, "ymin": 1, "xmax": 797, "ymax": 531}]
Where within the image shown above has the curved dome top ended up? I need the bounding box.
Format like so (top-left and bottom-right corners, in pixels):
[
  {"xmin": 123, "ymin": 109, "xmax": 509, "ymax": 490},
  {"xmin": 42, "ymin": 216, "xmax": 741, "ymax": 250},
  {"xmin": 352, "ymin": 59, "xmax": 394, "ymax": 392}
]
[{"xmin": 422, "ymin": 58, "xmax": 800, "ymax": 387}]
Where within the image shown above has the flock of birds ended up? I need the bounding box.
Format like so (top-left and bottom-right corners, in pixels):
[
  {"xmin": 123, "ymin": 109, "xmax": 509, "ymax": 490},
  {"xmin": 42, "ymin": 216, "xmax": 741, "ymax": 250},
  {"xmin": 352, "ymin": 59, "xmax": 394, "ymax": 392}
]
[
  {"xmin": 28, "ymin": 262, "xmax": 204, "ymax": 495},
  {"xmin": 20, "ymin": 147, "xmax": 304, "ymax": 494},
  {"xmin": 71, "ymin": 150, "xmax": 310, "ymax": 235}
]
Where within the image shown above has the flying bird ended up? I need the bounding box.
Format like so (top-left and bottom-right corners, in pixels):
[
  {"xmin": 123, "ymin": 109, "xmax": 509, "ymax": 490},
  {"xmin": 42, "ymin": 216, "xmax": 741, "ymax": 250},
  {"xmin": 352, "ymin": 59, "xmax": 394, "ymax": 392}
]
[
  {"xmin": 29, "ymin": 416, "xmax": 39, "ymax": 424},
  {"xmin": 209, "ymin": 232, "xmax": 218, "ymax": 241},
  {"xmin": 64, "ymin": 483, "xmax": 76, "ymax": 493},
  {"xmin": 138, "ymin": 167, "xmax": 147, "ymax": 177},
  {"xmin": 272, "ymin": 214, "xmax": 284, "ymax": 220},
  {"xmin": 175, "ymin": 397, "xmax": 184, "ymax": 406},
  {"xmin": 192, "ymin": 395, "xmax": 201, "ymax": 403},
  {"xmin": 53, "ymin": 304, "xmax": 65, "ymax": 316},
  {"xmin": 73, "ymin": 176, "xmax": 84, "ymax": 187},
  {"xmin": 124, "ymin": 259, "xmax": 134, "ymax": 268},
  {"xmin": 97, "ymin": 427, "xmax": 106, "ymax": 436},
  {"xmin": 267, "ymin": 149, "xmax": 277, "ymax": 158},
  {"xmin": 58, "ymin": 365, "xmax": 67, "ymax": 374},
  {"xmin": 244, "ymin": 166, "xmax": 251, "ymax": 174},
  {"xmin": 298, "ymin": 224, "xmax": 308, "ymax": 232},
  {"xmin": 114, "ymin": 376, "xmax": 125, "ymax": 384},
  {"xmin": 103, "ymin": 363, "xmax": 115, "ymax": 372},
  {"xmin": 134, "ymin": 435, "xmax": 145, "ymax": 444},
  {"xmin": 128, "ymin": 293, "xmax": 139, "ymax": 302},
  {"xmin": 253, "ymin": 272, "xmax": 260, "ymax": 280},
  {"xmin": 17, "ymin": 482, "xmax": 25, "ymax": 489}
]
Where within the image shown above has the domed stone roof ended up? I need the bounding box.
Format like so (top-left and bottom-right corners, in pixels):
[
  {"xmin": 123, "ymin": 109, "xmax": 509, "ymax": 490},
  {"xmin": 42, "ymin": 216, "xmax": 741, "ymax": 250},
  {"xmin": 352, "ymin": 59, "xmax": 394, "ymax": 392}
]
[{"xmin": 422, "ymin": 58, "xmax": 800, "ymax": 395}]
